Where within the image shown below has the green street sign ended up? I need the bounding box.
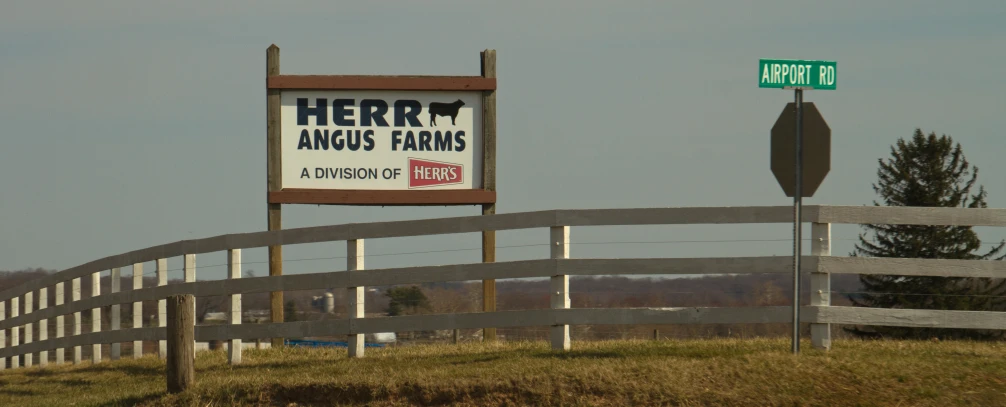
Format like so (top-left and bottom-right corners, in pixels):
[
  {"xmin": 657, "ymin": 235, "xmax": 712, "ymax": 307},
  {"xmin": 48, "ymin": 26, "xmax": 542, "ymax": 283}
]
[{"xmin": 759, "ymin": 59, "xmax": 836, "ymax": 90}]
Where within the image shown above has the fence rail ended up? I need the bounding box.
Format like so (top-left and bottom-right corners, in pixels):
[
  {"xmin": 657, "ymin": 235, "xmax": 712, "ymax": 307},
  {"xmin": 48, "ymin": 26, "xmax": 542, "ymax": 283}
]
[{"xmin": 1, "ymin": 205, "xmax": 1004, "ymax": 368}]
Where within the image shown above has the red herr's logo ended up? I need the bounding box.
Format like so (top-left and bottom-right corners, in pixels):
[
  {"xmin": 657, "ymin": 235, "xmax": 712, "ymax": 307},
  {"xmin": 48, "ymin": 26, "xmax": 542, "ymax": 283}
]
[{"xmin": 408, "ymin": 158, "xmax": 463, "ymax": 188}]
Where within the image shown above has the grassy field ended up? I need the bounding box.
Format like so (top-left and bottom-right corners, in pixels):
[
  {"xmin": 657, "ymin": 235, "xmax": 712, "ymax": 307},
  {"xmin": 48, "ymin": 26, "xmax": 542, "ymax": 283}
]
[{"xmin": 1, "ymin": 338, "xmax": 1005, "ymax": 406}]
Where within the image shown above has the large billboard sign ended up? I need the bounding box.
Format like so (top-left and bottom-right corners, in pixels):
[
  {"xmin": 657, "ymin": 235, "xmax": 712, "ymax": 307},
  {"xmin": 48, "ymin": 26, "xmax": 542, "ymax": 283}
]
[
  {"xmin": 261, "ymin": 45, "xmax": 499, "ymax": 345},
  {"xmin": 280, "ymin": 90, "xmax": 483, "ymax": 191}
]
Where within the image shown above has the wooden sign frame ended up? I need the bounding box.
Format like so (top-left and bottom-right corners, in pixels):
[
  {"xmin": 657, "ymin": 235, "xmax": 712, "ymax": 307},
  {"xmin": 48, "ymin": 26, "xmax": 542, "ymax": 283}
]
[
  {"xmin": 264, "ymin": 45, "xmax": 499, "ymax": 345},
  {"xmin": 266, "ymin": 73, "xmax": 498, "ymax": 206}
]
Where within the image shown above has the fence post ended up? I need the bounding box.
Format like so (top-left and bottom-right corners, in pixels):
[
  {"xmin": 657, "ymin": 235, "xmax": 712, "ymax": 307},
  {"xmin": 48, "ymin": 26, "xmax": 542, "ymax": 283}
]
[
  {"xmin": 39, "ymin": 287, "xmax": 48, "ymax": 367},
  {"xmin": 11, "ymin": 296, "xmax": 19, "ymax": 368},
  {"xmin": 111, "ymin": 267, "xmax": 121, "ymax": 360},
  {"xmin": 348, "ymin": 239, "xmax": 365, "ymax": 358},
  {"xmin": 55, "ymin": 282, "xmax": 64, "ymax": 365},
  {"xmin": 72, "ymin": 277, "xmax": 81, "ymax": 364},
  {"xmin": 166, "ymin": 294, "xmax": 195, "ymax": 394},
  {"xmin": 157, "ymin": 258, "xmax": 168, "ymax": 359},
  {"xmin": 132, "ymin": 263, "xmax": 143, "ymax": 358},
  {"xmin": 24, "ymin": 291, "xmax": 32, "ymax": 367},
  {"xmin": 91, "ymin": 271, "xmax": 101, "ymax": 363},
  {"xmin": 550, "ymin": 226, "xmax": 570, "ymax": 351},
  {"xmin": 228, "ymin": 249, "xmax": 242, "ymax": 365},
  {"xmin": 810, "ymin": 222, "xmax": 831, "ymax": 350},
  {"xmin": 1, "ymin": 301, "xmax": 6, "ymax": 370},
  {"xmin": 183, "ymin": 254, "xmax": 196, "ymax": 352}
]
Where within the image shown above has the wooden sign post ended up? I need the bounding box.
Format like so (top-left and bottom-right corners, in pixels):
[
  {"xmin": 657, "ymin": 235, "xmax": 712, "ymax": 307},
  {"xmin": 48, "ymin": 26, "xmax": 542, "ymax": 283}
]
[{"xmin": 265, "ymin": 45, "xmax": 499, "ymax": 345}]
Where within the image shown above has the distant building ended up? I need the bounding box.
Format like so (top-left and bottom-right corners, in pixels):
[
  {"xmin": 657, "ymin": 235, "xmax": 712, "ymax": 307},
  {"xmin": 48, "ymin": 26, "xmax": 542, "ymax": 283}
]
[{"xmin": 203, "ymin": 312, "xmax": 227, "ymax": 322}]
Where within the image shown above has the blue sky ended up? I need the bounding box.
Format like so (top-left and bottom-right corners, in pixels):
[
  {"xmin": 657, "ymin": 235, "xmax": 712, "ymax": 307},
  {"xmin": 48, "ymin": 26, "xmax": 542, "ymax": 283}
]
[{"xmin": 1, "ymin": 1, "xmax": 1004, "ymax": 282}]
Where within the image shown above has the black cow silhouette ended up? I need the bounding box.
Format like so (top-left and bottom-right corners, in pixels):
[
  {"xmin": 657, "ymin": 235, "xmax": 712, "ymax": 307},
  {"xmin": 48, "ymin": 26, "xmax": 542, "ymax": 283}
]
[{"xmin": 428, "ymin": 99, "xmax": 465, "ymax": 126}]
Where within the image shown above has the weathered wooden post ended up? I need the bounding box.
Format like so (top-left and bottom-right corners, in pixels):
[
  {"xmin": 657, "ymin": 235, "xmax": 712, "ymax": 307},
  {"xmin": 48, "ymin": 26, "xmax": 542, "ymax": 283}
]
[
  {"xmin": 184, "ymin": 254, "xmax": 197, "ymax": 352},
  {"xmin": 453, "ymin": 329, "xmax": 460, "ymax": 344},
  {"xmin": 91, "ymin": 271, "xmax": 101, "ymax": 363},
  {"xmin": 481, "ymin": 48, "xmax": 498, "ymax": 343},
  {"xmin": 228, "ymin": 249, "xmax": 242, "ymax": 365},
  {"xmin": 55, "ymin": 282, "xmax": 64, "ymax": 365},
  {"xmin": 24, "ymin": 291, "xmax": 32, "ymax": 367},
  {"xmin": 551, "ymin": 226, "xmax": 570, "ymax": 351},
  {"xmin": 157, "ymin": 258, "xmax": 168, "ymax": 359},
  {"xmin": 11, "ymin": 295, "xmax": 20, "ymax": 368},
  {"xmin": 132, "ymin": 263, "xmax": 143, "ymax": 358},
  {"xmin": 166, "ymin": 294, "xmax": 195, "ymax": 393},
  {"xmin": 0, "ymin": 301, "xmax": 6, "ymax": 370},
  {"xmin": 110, "ymin": 267, "xmax": 121, "ymax": 360},
  {"xmin": 348, "ymin": 239, "xmax": 365, "ymax": 358},
  {"xmin": 72, "ymin": 277, "xmax": 81, "ymax": 364},
  {"xmin": 265, "ymin": 44, "xmax": 285, "ymax": 349},
  {"xmin": 39, "ymin": 287, "xmax": 48, "ymax": 367},
  {"xmin": 810, "ymin": 222, "xmax": 832, "ymax": 350}
]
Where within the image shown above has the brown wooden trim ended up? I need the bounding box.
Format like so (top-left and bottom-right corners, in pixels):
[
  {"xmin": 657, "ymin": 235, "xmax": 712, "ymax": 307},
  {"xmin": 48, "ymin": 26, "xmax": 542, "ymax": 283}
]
[
  {"xmin": 267, "ymin": 75, "xmax": 496, "ymax": 91},
  {"xmin": 269, "ymin": 189, "xmax": 497, "ymax": 206}
]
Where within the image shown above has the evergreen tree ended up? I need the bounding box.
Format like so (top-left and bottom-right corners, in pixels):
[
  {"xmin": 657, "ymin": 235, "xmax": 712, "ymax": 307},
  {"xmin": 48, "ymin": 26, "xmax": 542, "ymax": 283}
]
[
  {"xmin": 284, "ymin": 299, "xmax": 298, "ymax": 322},
  {"xmin": 847, "ymin": 129, "xmax": 1006, "ymax": 340},
  {"xmin": 385, "ymin": 286, "xmax": 431, "ymax": 316}
]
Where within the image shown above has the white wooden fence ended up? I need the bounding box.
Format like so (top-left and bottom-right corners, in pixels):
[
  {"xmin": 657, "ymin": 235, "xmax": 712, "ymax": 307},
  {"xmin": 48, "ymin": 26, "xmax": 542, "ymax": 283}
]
[{"xmin": 1, "ymin": 205, "xmax": 1004, "ymax": 368}]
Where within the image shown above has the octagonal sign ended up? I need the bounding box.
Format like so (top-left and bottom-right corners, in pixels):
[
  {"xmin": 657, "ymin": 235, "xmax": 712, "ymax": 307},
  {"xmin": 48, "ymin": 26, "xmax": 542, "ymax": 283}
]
[{"xmin": 770, "ymin": 102, "xmax": 831, "ymax": 197}]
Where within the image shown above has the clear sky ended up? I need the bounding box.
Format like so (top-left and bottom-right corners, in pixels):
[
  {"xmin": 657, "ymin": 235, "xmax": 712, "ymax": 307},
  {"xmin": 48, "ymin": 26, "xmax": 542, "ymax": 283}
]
[{"xmin": 2, "ymin": 1, "xmax": 1004, "ymax": 282}]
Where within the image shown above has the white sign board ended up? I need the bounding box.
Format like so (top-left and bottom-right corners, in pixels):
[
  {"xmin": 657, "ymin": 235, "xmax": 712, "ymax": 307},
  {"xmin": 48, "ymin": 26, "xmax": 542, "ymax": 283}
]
[{"xmin": 280, "ymin": 90, "xmax": 483, "ymax": 190}]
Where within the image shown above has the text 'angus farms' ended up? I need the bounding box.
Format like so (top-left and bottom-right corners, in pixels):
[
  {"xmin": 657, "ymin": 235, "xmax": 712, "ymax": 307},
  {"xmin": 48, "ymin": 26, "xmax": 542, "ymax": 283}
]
[{"xmin": 280, "ymin": 89, "xmax": 483, "ymax": 190}]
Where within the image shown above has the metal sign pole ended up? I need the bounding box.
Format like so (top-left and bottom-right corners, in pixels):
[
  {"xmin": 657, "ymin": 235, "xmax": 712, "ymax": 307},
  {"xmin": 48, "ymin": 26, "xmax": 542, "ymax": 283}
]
[
  {"xmin": 792, "ymin": 88, "xmax": 804, "ymax": 354},
  {"xmin": 760, "ymin": 57, "xmax": 832, "ymax": 351},
  {"xmin": 761, "ymin": 58, "xmax": 836, "ymax": 354}
]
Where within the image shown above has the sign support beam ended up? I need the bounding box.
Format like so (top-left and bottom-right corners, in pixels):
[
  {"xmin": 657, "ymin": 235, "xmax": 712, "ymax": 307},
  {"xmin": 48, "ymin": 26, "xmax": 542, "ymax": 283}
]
[
  {"xmin": 481, "ymin": 49, "xmax": 498, "ymax": 342},
  {"xmin": 266, "ymin": 44, "xmax": 284, "ymax": 348}
]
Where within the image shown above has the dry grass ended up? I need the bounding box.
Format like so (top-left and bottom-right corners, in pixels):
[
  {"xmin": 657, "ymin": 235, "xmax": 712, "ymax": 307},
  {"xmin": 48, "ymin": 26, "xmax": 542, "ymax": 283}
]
[{"xmin": 1, "ymin": 337, "xmax": 1005, "ymax": 406}]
